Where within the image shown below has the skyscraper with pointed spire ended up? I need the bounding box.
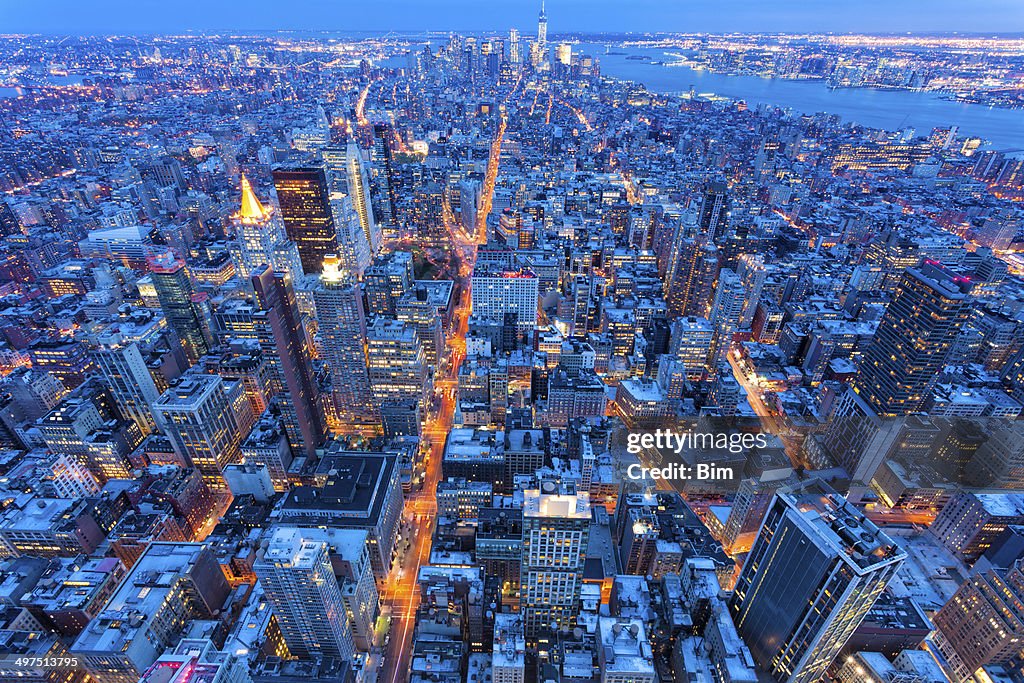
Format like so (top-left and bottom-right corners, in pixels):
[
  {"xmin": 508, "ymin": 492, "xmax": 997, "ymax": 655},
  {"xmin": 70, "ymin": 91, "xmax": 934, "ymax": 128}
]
[
  {"xmin": 233, "ymin": 174, "xmax": 287, "ymax": 278},
  {"xmin": 537, "ymin": 1, "xmax": 548, "ymax": 51}
]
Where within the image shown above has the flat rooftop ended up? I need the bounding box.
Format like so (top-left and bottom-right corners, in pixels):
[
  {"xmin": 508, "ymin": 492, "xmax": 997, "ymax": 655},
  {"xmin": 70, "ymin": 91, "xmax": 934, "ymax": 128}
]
[
  {"xmin": 281, "ymin": 452, "xmax": 396, "ymax": 526},
  {"xmin": 523, "ymin": 489, "xmax": 591, "ymax": 519}
]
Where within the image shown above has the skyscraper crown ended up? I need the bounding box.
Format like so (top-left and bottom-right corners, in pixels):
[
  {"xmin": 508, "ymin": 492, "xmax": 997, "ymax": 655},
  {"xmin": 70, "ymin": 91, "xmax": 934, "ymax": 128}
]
[{"xmin": 238, "ymin": 174, "xmax": 269, "ymax": 222}]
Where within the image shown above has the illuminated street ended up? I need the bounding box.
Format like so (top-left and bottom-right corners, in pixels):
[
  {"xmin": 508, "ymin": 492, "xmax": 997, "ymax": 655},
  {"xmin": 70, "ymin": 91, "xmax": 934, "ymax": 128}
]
[
  {"xmin": 727, "ymin": 352, "xmax": 806, "ymax": 468},
  {"xmin": 377, "ymin": 106, "xmax": 505, "ymax": 683}
]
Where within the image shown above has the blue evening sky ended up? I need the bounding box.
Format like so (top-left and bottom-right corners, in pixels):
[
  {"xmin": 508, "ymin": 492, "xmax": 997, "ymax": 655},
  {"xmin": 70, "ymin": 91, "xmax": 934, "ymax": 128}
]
[{"xmin": 1, "ymin": 0, "xmax": 1023, "ymax": 35}]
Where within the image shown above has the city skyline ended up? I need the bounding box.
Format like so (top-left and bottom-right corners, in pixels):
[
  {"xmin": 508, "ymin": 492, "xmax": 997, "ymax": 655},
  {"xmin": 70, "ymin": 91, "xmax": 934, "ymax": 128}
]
[
  {"xmin": 2, "ymin": 0, "xmax": 1024, "ymax": 35},
  {"xmin": 0, "ymin": 2, "xmax": 1022, "ymax": 682}
]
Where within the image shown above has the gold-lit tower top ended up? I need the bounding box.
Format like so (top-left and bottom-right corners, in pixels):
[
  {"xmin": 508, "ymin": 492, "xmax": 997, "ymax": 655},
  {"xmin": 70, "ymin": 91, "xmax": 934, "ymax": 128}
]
[{"xmin": 238, "ymin": 174, "xmax": 270, "ymax": 223}]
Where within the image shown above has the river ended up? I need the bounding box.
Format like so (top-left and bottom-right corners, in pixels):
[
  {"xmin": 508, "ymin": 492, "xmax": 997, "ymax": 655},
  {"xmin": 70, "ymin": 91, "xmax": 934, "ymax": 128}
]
[{"xmin": 580, "ymin": 43, "xmax": 1024, "ymax": 151}]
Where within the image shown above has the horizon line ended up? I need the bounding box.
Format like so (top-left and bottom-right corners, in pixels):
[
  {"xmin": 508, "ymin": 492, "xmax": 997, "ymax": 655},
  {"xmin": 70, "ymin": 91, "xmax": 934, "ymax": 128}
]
[{"xmin": 3, "ymin": 29, "xmax": 1024, "ymax": 38}]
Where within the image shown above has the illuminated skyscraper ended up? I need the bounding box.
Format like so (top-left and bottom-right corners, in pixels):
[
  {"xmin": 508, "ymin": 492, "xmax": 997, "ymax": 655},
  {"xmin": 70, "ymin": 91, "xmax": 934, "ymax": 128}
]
[
  {"xmin": 93, "ymin": 327, "xmax": 162, "ymax": 434},
  {"xmin": 147, "ymin": 251, "xmax": 211, "ymax": 364},
  {"xmin": 556, "ymin": 43, "xmax": 572, "ymax": 67},
  {"xmin": 508, "ymin": 28, "xmax": 521, "ymax": 64},
  {"xmin": 323, "ymin": 143, "xmax": 380, "ymax": 275},
  {"xmin": 852, "ymin": 260, "xmax": 973, "ymax": 415},
  {"xmin": 370, "ymin": 125, "xmax": 398, "ymax": 234},
  {"xmin": 152, "ymin": 372, "xmax": 253, "ymax": 492},
  {"xmin": 272, "ymin": 166, "xmax": 337, "ymax": 275},
  {"xmin": 254, "ymin": 527, "xmax": 355, "ymax": 661},
  {"xmin": 330, "ymin": 191, "xmax": 372, "ymax": 277},
  {"xmin": 668, "ymin": 316, "xmax": 714, "ymax": 382},
  {"xmin": 252, "ymin": 265, "xmax": 327, "ymax": 458},
  {"xmin": 708, "ymin": 268, "xmax": 745, "ymax": 364},
  {"xmin": 520, "ymin": 485, "xmax": 591, "ymax": 640},
  {"xmin": 366, "ymin": 318, "xmax": 427, "ymax": 408},
  {"xmin": 343, "ymin": 140, "xmax": 381, "ymax": 257},
  {"xmin": 537, "ymin": 1, "xmax": 548, "ymax": 54},
  {"xmin": 698, "ymin": 181, "xmax": 729, "ymax": 242},
  {"xmin": 232, "ymin": 174, "xmax": 287, "ymax": 278},
  {"xmin": 736, "ymin": 253, "xmax": 767, "ymax": 327},
  {"xmin": 729, "ymin": 480, "xmax": 906, "ymax": 683},
  {"xmin": 665, "ymin": 226, "xmax": 721, "ymax": 319},
  {"xmin": 313, "ymin": 255, "xmax": 377, "ymax": 426}
]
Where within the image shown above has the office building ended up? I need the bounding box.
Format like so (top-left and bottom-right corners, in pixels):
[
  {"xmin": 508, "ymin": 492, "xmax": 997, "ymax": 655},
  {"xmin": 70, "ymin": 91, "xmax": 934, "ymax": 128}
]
[
  {"xmin": 254, "ymin": 527, "xmax": 355, "ymax": 662},
  {"xmin": 442, "ymin": 428, "xmax": 507, "ymax": 492},
  {"xmin": 729, "ymin": 480, "xmax": 906, "ymax": 683},
  {"xmin": 436, "ymin": 478, "xmax": 493, "ymax": 521},
  {"xmin": 930, "ymin": 491, "xmax": 1024, "ymax": 564},
  {"xmin": 92, "ymin": 327, "xmax": 162, "ymax": 435},
  {"xmin": 397, "ymin": 286, "xmax": 445, "ymax": 366},
  {"xmin": 313, "ymin": 255, "xmax": 376, "ymax": 426},
  {"xmin": 366, "ymin": 318, "xmax": 427, "ymax": 408},
  {"xmin": 853, "ymin": 261, "xmax": 973, "ymax": 415},
  {"xmin": 240, "ymin": 413, "xmax": 294, "ymax": 492},
  {"xmin": 477, "ymin": 507, "xmax": 523, "ymax": 592},
  {"xmin": 5, "ymin": 367, "xmax": 67, "ymax": 420},
  {"xmin": 0, "ymin": 496, "xmax": 105, "ymax": 558},
  {"xmin": 471, "ymin": 267, "xmax": 540, "ymax": 331},
  {"xmin": 38, "ymin": 383, "xmax": 138, "ymax": 482},
  {"xmin": 272, "ymin": 167, "xmax": 337, "ymax": 275},
  {"xmin": 545, "ymin": 369, "xmax": 606, "ymax": 427},
  {"xmin": 666, "ymin": 239, "xmax": 720, "ymax": 319},
  {"xmin": 521, "ymin": 485, "xmax": 591, "ymax": 640},
  {"xmin": 252, "ymin": 265, "xmax": 327, "ymax": 458},
  {"xmin": 933, "ymin": 559, "xmax": 1024, "ymax": 682},
  {"xmin": 152, "ymin": 372, "xmax": 253, "ymax": 492},
  {"xmin": 147, "ymin": 251, "xmax": 211, "ymax": 363},
  {"xmin": 364, "ymin": 250, "xmax": 414, "ymax": 319},
  {"xmin": 669, "ymin": 316, "xmax": 714, "ymax": 382},
  {"xmin": 72, "ymin": 543, "xmax": 230, "ymax": 683},
  {"xmin": 279, "ymin": 451, "xmax": 404, "ymax": 581}
]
